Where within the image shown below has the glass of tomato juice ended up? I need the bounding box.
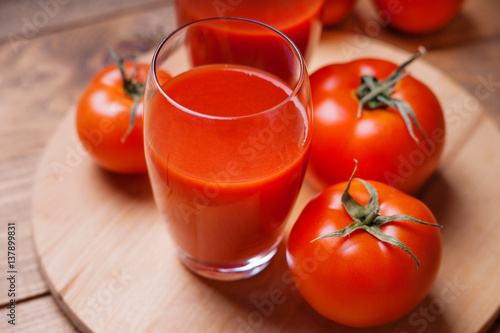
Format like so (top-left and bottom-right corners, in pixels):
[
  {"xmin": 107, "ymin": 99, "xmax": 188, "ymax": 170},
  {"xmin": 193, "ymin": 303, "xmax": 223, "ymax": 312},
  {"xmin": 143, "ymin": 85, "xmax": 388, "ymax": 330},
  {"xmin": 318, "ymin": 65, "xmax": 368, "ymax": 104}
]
[
  {"xmin": 174, "ymin": 0, "xmax": 324, "ymax": 62},
  {"xmin": 144, "ymin": 18, "xmax": 312, "ymax": 280}
]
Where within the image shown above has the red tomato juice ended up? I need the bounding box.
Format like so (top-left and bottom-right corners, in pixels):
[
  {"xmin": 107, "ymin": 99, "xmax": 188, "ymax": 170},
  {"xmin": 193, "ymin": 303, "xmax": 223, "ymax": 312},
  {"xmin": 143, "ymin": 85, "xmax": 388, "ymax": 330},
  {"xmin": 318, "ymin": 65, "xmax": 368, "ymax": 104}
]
[
  {"xmin": 145, "ymin": 64, "xmax": 310, "ymax": 263},
  {"xmin": 175, "ymin": 0, "xmax": 324, "ymax": 71}
]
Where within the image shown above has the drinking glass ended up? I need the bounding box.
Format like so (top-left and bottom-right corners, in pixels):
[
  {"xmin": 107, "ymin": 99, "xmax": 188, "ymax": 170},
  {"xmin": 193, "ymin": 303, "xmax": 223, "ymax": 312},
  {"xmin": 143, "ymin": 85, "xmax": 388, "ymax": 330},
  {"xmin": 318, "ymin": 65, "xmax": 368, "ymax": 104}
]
[
  {"xmin": 144, "ymin": 17, "xmax": 312, "ymax": 280},
  {"xmin": 175, "ymin": 0, "xmax": 324, "ymax": 62}
]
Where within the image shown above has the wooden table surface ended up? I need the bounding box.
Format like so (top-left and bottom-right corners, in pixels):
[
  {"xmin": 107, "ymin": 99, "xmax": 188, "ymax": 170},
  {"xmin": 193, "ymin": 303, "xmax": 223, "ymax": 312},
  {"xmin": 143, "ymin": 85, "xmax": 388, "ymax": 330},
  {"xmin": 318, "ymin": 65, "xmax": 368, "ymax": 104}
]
[{"xmin": 0, "ymin": 0, "xmax": 499, "ymax": 332}]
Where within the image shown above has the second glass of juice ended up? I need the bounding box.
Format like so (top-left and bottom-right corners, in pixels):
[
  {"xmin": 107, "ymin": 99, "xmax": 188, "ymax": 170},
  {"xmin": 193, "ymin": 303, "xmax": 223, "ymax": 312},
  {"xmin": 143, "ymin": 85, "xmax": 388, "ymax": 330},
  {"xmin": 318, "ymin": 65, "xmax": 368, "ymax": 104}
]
[
  {"xmin": 144, "ymin": 18, "xmax": 312, "ymax": 281},
  {"xmin": 175, "ymin": 0, "xmax": 324, "ymax": 62}
]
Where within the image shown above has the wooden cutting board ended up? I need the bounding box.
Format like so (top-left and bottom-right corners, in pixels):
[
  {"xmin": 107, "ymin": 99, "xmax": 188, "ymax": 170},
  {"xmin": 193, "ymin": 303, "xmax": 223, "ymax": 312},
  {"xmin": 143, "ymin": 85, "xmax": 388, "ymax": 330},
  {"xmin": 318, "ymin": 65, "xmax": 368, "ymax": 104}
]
[{"xmin": 32, "ymin": 32, "xmax": 500, "ymax": 333}]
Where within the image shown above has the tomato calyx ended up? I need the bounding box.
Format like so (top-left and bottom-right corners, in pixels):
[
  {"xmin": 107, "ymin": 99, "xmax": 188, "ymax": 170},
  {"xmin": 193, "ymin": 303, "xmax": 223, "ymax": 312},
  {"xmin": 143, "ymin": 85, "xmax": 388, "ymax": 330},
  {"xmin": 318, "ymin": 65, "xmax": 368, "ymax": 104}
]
[
  {"xmin": 311, "ymin": 160, "xmax": 442, "ymax": 269},
  {"xmin": 355, "ymin": 46, "xmax": 430, "ymax": 144},
  {"xmin": 108, "ymin": 46, "xmax": 146, "ymax": 143}
]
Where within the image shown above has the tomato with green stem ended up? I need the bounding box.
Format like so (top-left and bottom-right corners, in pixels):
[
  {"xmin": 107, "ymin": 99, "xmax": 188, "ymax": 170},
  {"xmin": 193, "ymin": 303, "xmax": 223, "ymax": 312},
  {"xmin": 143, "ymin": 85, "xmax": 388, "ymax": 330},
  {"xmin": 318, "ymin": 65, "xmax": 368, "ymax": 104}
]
[
  {"xmin": 286, "ymin": 161, "xmax": 442, "ymax": 327},
  {"xmin": 76, "ymin": 49, "xmax": 171, "ymax": 174},
  {"xmin": 307, "ymin": 48, "xmax": 445, "ymax": 194}
]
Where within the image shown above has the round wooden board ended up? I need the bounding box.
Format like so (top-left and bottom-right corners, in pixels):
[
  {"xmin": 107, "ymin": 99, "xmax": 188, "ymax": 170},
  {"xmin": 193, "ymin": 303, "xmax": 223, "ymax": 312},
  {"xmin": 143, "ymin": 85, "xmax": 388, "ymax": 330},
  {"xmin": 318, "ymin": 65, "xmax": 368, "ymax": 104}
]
[{"xmin": 33, "ymin": 32, "xmax": 500, "ymax": 333}]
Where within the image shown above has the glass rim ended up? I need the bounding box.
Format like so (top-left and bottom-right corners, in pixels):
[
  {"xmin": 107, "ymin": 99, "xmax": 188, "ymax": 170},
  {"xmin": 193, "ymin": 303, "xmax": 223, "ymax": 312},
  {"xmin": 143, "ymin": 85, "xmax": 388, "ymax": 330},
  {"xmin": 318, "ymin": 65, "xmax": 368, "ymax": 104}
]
[{"xmin": 150, "ymin": 16, "xmax": 307, "ymax": 120}]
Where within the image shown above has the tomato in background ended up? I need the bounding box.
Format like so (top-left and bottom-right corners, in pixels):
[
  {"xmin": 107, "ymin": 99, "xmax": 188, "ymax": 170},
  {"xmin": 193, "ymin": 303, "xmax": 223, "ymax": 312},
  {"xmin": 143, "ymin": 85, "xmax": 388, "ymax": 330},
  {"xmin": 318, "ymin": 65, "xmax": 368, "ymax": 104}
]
[
  {"xmin": 373, "ymin": 0, "xmax": 465, "ymax": 34},
  {"xmin": 322, "ymin": 0, "xmax": 357, "ymax": 26}
]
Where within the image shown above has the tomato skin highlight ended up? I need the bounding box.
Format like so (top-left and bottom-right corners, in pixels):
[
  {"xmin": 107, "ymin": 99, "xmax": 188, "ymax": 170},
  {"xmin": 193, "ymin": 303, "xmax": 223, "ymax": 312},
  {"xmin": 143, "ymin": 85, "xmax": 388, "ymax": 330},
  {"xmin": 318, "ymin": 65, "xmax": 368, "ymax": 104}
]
[
  {"xmin": 373, "ymin": 0, "xmax": 465, "ymax": 34},
  {"xmin": 286, "ymin": 180, "xmax": 442, "ymax": 327},
  {"xmin": 308, "ymin": 58, "xmax": 445, "ymax": 194},
  {"xmin": 76, "ymin": 62, "xmax": 170, "ymax": 174},
  {"xmin": 322, "ymin": 0, "xmax": 357, "ymax": 26}
]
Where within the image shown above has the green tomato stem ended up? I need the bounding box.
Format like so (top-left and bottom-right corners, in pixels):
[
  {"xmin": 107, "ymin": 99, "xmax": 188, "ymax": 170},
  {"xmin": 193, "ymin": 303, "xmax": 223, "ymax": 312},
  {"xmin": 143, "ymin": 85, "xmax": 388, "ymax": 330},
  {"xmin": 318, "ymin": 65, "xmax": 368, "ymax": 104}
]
[
  {"xmin": 108, "ymin": 46, "xmax": 146, "ymax": 143},
  {"xmin": 311, "ymin": 160, "xmax": 442, "ymax": 269},
  {"xmin": 355, "ymin": 46, "xmax": 430, "ymax": 145}
]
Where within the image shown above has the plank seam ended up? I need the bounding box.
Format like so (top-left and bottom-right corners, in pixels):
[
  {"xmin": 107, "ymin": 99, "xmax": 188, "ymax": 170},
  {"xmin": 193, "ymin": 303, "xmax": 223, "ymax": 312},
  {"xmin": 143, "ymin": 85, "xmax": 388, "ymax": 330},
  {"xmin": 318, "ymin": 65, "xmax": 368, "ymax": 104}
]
[
  {"xmin": 0, "ymin": 0, "xmax": 170, "ymax": 47},
  {"xmin": 0, "ymin": 290, "xmax": 50, "ymax": 308}
]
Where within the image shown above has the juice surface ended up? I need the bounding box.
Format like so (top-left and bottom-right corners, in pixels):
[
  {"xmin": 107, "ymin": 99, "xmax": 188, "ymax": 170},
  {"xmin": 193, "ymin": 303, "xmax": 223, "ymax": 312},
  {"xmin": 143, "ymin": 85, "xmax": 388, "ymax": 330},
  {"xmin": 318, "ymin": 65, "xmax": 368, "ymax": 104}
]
[
  {"xmin": 162, "ymin": 64, "xmax": 290, "ymax": 118},
  {"xmin": 145, "ymin": 64, "xmax": 310, "ymax": 262},
  {"xmin": 176, "ymin": 0, "xmax": 324, "ymax": 61}
]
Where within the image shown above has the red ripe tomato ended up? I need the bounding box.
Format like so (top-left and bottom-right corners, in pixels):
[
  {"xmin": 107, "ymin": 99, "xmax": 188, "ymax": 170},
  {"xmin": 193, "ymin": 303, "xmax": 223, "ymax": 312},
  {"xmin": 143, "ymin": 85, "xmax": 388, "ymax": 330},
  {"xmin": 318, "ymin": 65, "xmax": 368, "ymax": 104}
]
[
  {"xmin": 307, "ymin": 51, "xmax": 445, "ymax": 194},
  {"xmin": 373, "ymin": 0, "xmax": 465, "ymax": 34},
  {"xmin": 76, "ymin": 57, "xmax": 170, "ymax": 174},
  {"xmin": 322, "ymin": 0, "xmax": 357, "ymax": 26},
  {"xmin": 286, "ymin": 164, "xmax": 442, "ymax": 327}
]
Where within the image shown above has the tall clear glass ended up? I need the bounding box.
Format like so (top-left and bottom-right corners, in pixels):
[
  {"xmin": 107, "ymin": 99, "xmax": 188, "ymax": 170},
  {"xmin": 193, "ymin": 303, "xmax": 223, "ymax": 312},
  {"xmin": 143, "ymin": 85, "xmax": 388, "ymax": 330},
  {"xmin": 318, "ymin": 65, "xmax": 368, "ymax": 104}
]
[
  {"xmin": 144, "ymin": 18, "xmax": 312, "ymax": 280},
  {"xmin": 174, "ymin": 0, "xmax": 324, "ymax": 62}
]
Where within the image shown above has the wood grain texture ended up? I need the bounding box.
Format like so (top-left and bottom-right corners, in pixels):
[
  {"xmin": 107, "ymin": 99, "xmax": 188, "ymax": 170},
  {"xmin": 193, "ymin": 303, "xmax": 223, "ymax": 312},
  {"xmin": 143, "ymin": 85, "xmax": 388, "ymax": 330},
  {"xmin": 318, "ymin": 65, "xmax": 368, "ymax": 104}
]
[
  {"xmin": 0, "ymin": 2, "xmax": 177, "ymax": 307},
  {"xmin": 31, "ymin": 32, "xmax": 500, "ymax": 333},
  {"xmin": 0, "ymin": 295, "xmax": 78, "ymax": 332},
  {"xmin": 0, "ymin": 0, "xmax": 173, "ymax": 45}
]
